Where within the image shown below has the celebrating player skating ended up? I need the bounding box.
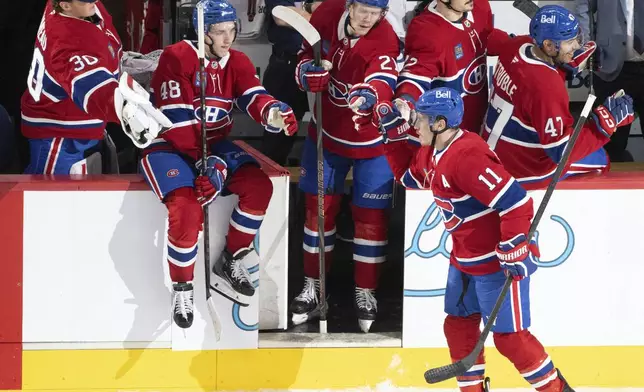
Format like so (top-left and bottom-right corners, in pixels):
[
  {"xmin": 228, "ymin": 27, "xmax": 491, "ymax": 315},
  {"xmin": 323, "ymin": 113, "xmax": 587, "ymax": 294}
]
[
  {"xmin": 142, "ymin": 0, "xmax": 297, "ymax": 328},
  {"xmin": 21, "ymin": 0, "xmax": 171, "ymax": 175},
  {"xmin": 376, "ymin": 86, "xmax": 575, "ymax": 392},
  {"xmin": 290, "ymin": 0, "xmax": 400, "ymax": 332},
  {"xmin": 482, "ymin": 5, "xmax": 635, "ymax": 190},
  {"xmin": 395, "ymin": 0, "xmax": 511, "ymax": 141}
]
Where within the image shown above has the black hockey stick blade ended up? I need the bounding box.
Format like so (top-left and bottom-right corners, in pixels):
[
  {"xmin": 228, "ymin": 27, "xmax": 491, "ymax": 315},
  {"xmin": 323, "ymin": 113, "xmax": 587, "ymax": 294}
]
[
  {"xmin": 424, "ymin": 358, "xmax": 470, "ymax": 384},
  {"xmin": 513, "ymin": 0, "xmax": 539, "ymax": 18}
]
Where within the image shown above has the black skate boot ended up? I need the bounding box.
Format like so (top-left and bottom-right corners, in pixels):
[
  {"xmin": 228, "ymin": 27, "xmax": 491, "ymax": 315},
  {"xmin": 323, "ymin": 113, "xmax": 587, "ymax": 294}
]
[
  {"xmin": 355, "ymin": 287, "xmax": 377, "ymax": 333},
  {"xmin": 172, "ymin": 282, "xmax": 194, "ymax": 329},
  {"xmin": 290, "ymin": 277, "xmax": 321, "ymax": 325},
  {"xmin": 211, "ymin": 247, "xmax": 255, "ymax": 305},
  {"xmin": 557, "ymin": 369, "xmax": 575, "ymax": 392}
]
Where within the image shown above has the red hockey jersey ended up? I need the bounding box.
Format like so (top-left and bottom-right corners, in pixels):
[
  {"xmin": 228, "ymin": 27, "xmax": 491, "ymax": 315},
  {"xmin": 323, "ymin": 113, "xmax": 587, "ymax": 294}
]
[
  {"xmin": 21, "ymin": 1, "xmax": 123, "ymax": 140},
  {"xmin": 396, "ymin": 0, "xmax": 509, "ymax": 138},
  {"xmin": 481, "ymin": 36, "xmax": 610, "ymax": 190},
  {"xmin": 149, "ymin": 41, "xmax": 277, "ymax": 160},
  {"xmin": 384, "ymin": 131, "xmax": 533, "ymax": 276},
  {"xmin": 300, "ymin": 0, "xmax": 400, "ymax": 159}
]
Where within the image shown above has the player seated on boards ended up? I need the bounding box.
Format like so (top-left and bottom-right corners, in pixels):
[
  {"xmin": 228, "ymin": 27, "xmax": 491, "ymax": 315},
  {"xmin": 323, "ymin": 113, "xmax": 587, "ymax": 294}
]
[{"xmin": 141, "ymin": 0, "xmax": 297, "ymax": 328}]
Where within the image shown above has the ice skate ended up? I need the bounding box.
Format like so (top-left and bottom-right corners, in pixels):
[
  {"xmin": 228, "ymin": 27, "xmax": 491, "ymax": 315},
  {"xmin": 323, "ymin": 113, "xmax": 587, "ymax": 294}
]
[
  {"xmin": 290, "ymin": 277, "xmax": 321, "ymax": 325},
  {"xmin": 557, "ymin": 369, "xmax": 575, "ymax": 392},
  {"xmin": 355, "ymin": 287, "xmax": 377, "ymax": 333},
  {"xmin": 172, "ymin": 282, "xmax": 194, "ymax": 329},
  {"xmin": 210, "ymin": 247, "xmax": 254, "ymax": 306}
]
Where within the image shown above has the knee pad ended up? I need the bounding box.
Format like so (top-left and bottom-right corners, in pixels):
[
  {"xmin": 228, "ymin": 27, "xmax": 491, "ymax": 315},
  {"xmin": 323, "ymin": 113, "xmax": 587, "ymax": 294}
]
[
  {"xmin": 493, "ymin": 330, "xmax": 546, "ymax": 370},
  {"xmin": 231, "ymin": 165, "xmax": 273, "ymax": 213},
  {"xmin": 305, "ymin": 193, "xmax": 342, "ymax": 232},
  {"xmin": 165, "ymin": 187, "xmax": 203, "ymax": 243},
  {"xmin": 443, "ymin": 314, "xmax": 482, "ymax": 360}
]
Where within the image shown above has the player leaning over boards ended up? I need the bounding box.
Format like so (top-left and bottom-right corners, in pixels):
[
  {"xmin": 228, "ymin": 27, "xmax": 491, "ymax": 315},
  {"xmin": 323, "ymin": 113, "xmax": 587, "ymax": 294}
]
[
  {"xmin": 395, "ymin": 0, "xmax": 511, "ymax": 143},
  {"xmin": 21, "ymin": 0, "xmax": 170, "ymax": 174},
  {"xmin": 290, "ymin": 0, "xmax": 400, "ymax": 333},
  {"xmin": 143, "ymin": 0, "xmax": 297, "ymax": 328},
  {"xmin": 376, "ymin": 87, "xmax": 575, "ymax": 392},
  {"xmin": 482, "ymin": 5, "xmax": 635, "ymax": 190}
]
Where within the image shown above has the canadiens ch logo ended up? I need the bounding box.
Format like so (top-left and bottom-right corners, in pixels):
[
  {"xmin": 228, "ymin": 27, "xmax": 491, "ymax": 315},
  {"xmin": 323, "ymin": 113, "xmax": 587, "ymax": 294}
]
[
  {"xmin": 167, "ymin": 169, "xmax": 179, "ymax": 177},
  {"xmin": 461, "ymin": 53, "xmax": 487, "ymax": 95}
]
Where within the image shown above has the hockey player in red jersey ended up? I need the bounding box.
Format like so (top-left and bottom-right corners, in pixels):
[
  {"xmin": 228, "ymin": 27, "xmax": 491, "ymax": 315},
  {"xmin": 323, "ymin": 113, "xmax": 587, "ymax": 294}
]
[
  {"xmin": 21, "ymin": 0, "xmax": 171, "ymax": 174},
  {"xmin": 376, "ymin": 87, "xmax": 575, "ymax": 392},
  {"xmin": 142, "ymin": 0, "xmax": 297, "ymax": 328},
  {"xmin": 395, "ymin": 0, "xmax": 511, "ymax": 140},
  {"xmin": 482, "ymin": 5, "xmax": 635, "ymax": 190},
  {"xmin": 291, "ymin": 0, "xmax": 400, "ymax": 332}
]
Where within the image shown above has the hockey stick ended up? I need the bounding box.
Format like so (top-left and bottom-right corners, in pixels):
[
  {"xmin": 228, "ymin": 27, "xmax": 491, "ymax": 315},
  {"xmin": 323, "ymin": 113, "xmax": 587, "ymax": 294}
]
[
  {"xmin": 588, "ymin": 0, "xmax": 595, "ymax": 96},
  {"xmin": 512, "ymin": 0, "xmax": 539, "ymax": 18},
  {"xmin": 271, "ymin": 5, "xmax": 328, "ymax": 333},
  {"xmin": 197, "ymin": 3, "xmax": 222, "ymax": 341},
  {"xmin": 424, "ymin": 93, "xmax": 597, "ymax": 384}
]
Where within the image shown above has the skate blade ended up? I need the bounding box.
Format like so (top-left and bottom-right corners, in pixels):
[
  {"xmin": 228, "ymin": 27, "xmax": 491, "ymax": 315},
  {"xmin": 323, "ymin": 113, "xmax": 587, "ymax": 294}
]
[
  {"xmin": 210, "ymin": 273, "xmax": 252, "ymax": 307},
  {"xmin": 358, "ymin": 318, "xmax": 374, "ymax": 333},
  {"xmin": 291, "ymin": 308, "xmax": 320, "ymax": 325}
]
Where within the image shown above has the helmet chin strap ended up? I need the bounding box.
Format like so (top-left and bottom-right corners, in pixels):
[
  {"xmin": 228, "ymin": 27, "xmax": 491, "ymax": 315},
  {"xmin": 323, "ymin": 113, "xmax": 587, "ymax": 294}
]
[
  {"xmin": 429, "ymin": 116, "xmax": 451, "ymax": 150},
  {"xmin": 439, "ymin": 0, "xmax": 468, "ymax": 14}
]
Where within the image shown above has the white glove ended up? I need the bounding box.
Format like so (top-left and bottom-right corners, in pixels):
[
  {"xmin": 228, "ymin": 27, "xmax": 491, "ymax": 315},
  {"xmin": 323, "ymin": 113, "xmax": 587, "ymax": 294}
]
[
  {"xmin": 393, "ymin": 98, "xmax": 417, "ymax": 126},
  {"xmin": 114, "ymin": 72, "xmax": 173, "ymax": 149}
]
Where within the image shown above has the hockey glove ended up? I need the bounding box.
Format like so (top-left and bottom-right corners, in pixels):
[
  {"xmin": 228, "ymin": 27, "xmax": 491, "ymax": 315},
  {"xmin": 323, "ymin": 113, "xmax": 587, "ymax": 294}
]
[
  {"xmin": 348, "ymin": 83, "xmax": 378, "ymax": 117},
  {"xmin": 374, "ymin": 102, "xmax": 410, "ymax": 143},
  {"xmin": 560, "ymin": 41, "xmax": 596, "ymax": 77},
  {"xmin": 114, "ymin": 72, "xmax": 173, "ymax": 149},
  {"xmin": 263, "ymin": 101, "xmax": 298, "ymax": 136},
  {"xmin": 591, "ymin": 90, "xmax": 635, "ymax": 137},
  {"xmin": 295, "ymin": 59, "xmax": 332, "ymax": 93},
  {"xmin": 496, "ymin": 234, "xmax": 539, "ymax": 281},
  {"xmin": 194, "ymin": 155, "xmax": 228, "ymax": 207}
]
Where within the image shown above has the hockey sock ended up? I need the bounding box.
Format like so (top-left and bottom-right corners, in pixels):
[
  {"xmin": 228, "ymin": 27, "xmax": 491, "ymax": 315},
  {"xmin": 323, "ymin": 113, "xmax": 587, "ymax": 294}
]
[
  {"xmin": 444, "ymin": 314, "xmax": 486, "ymax": 392},
  {"xmin": 352, "ymin": 205, "xmax": 388, "ymax": 289},
  {"xmin": 165, "ymin": 187, "xmax": 203, "ymax": 282},
  {"xmin": 225, "ymin": 165, "xmax": 272, "ymax": 254},
  {"xmin": 494, "ymin": 330, "xmax": 562, "ymax": 391},
  {"xmin": 303, "ymin": 193, "xmax": 342, "ymax": 278}
]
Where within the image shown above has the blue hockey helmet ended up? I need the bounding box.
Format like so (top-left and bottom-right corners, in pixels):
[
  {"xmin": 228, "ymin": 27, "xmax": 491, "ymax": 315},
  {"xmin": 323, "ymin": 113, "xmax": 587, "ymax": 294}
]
[
  {"xmin": 530, "ymin": 5, "xmax": 581, "ymax": 47},
  {"xmin": 193, "ymin": 0, "xmax": 238, "ymax": 35},
  {"xmin": 347, "ymin": 0, "xmax": 389, "ymax": 10},
  {"xmin": 415, "ymin": 87, "xmax": 464, "ymax": 129}
]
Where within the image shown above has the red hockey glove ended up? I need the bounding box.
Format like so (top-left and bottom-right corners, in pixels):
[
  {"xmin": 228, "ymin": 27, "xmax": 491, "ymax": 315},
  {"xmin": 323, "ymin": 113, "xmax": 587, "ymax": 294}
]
[
  {"xmin": 295, "ymin": 59, "xmax": 332, "ymax": 93},
  {"xmin": 194, "ymin": 155, "xmax": 227, "ymax": 207},
  {"xmin": 348, "ymin": 83, "xmax": 378, "ymax": 117},
  {"xmin": 374, "ymin": 101, "xmax": 410, "ymax": 143},
  {"xmin": 263, "ymin": 101, "xmax": 299, "ymax": 136},
  {"xmin": 591, "ymin": 90, "xmax": 635, "ymax": 137},
  {"xmin": 560, "ymin": 41, "xmax": 596, "ymax": 77},
  {"xmin": 496, "ymin": 234, "xmax": 540, "ymax": 281}
]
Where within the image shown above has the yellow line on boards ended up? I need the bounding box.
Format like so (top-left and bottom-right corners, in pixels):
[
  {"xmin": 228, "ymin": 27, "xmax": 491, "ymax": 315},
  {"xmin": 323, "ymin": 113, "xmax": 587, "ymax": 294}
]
[{"xmin": 16, "ymin": 346, "xmax": 644, "ymax": 391}]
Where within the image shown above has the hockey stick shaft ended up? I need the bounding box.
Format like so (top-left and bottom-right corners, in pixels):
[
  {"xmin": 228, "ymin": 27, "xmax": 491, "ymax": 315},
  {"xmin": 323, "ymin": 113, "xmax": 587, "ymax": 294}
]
[
  {"xmin": 313, "ymin": 36, "xmax": 327, "ymax": 334},
  {"xmin": 197, "ymin": 5, "xmax": 222, "ymax": 340},
  {"xmin": 424, "ymin": 94, "xmax": 597, "ymax": 384},
  {"xmin": 588, "ymin": 0, "xmax": 595, "ymax": 95}
]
